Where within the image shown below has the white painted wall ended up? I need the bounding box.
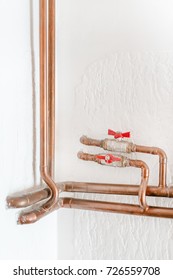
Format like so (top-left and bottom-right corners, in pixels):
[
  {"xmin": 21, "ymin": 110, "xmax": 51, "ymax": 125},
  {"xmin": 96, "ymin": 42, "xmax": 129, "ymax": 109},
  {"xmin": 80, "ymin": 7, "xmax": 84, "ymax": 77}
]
[
  {"xmin": 56, "ymin": 0, "xmax": 173, "ymax": 259},
  {"xmin": 0, "ymin": 0, "xmax": 57, "ymax": 259}
]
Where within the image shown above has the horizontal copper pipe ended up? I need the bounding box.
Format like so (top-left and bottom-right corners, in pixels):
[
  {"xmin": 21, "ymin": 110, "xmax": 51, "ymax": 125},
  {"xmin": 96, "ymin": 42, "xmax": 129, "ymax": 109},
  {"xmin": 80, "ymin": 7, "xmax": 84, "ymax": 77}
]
[
  {"xmin": 60, "ymin": 182, "xmax": 171, "ymax": 197},
  {"xmin": 18, "ymin": 197, "xmax": 173, "ymax": 223},
  {"xmin": 6, "ymin": 188, "xmax": 50, "ymax": 208},
  {"xmin": 62, "ymin": 198, "xmax": 173, "ymax": 219}
]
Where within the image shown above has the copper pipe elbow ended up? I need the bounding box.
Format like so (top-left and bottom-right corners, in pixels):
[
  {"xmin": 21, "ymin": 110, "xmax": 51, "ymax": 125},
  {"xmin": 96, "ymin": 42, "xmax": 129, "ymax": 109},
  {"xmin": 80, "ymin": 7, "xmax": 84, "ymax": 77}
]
[
  {"xmin": 17, "ymin": 198, "xmax": 63, "ymax": 224},
  {"xmin": 129, "ymin": 160, "xmax": 149, "ymax": 211},
  {"xmin": 133, "ymin": 145, "xmax": 167, "ymax": 189}
]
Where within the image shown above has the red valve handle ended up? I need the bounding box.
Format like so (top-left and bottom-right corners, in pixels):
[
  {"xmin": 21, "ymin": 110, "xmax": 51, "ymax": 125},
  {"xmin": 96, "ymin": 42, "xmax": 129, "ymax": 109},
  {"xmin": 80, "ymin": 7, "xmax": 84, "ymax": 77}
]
[
  {"xmin": 96, "ymin": 154, "xmax": 121, "ymax": 164},
  {"xmin": 108, "ymin": 129, "xmax": 130, "ymax": 139}
]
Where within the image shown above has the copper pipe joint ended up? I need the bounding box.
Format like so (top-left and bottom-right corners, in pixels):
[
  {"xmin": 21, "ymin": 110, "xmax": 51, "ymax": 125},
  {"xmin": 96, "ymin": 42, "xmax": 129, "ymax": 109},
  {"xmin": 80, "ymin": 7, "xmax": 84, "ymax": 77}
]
[
  {"xmin": 17, "ymin": 199, "xmax": 63, "ymax": 224},
  {"xmin": 133, "ymin": 145, "xmax": 167, "ymax": 189}
]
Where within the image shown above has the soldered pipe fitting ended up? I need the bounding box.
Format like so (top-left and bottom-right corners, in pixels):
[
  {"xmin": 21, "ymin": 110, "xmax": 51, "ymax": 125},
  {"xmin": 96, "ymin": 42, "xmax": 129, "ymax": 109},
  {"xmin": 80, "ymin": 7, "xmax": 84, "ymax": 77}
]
[{"xmin": 17, "ymin": 198, "xmax": 63, "ymax": 224}]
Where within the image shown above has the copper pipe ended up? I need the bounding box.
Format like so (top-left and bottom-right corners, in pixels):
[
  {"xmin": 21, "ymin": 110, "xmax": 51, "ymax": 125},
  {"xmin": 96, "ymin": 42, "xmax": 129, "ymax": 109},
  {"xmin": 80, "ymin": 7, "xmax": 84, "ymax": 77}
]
[
  {"xmin": 80, "ymin": 136, "xmax": 103, "ymax": 147},
  {"xmin": 40, "ymin": 0, "xmax": 58, "ymax": 207},
  {"xmin": 6, "ymin": 188, "xmax": 50, "ymax": 208},
  {"xmin": 61, "ymin": 198, "xmax": 173, "ymax": 219},
  {"xmin": 129, "ymin": 160, "xmax": 149, "ymax": 210},
  {"xmin": 48, "ymin": 0, "xmax": 55, "ymax": 177},
  {"xmin": 17, "ymin": 200, "xmax": 62, "ymax": 225}
]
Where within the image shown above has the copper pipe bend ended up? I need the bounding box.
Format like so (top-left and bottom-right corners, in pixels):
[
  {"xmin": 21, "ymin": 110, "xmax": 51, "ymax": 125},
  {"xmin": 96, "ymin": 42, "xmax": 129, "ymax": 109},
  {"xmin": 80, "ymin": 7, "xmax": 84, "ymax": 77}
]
[
  {"xmin": 133, "ymin": 145, "xmax": 167, "ymax": 189},
  {"xmin": 39, "ymin": 0, "xmax": 58, "ymax": 208},
  {"xmin": 17, "ymin": 0, "xmax": 58, "ymax": 224}
]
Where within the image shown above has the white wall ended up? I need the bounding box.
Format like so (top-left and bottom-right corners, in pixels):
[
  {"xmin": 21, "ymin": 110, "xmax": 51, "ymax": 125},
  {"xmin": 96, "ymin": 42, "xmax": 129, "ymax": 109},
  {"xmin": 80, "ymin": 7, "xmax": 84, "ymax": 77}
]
[
  {"xmin": 0, "ymin": 0, "xmax": 57, "ymax": 259},
  {"xmin": 56, "ymin": 0, "xmax": 173, "ymax": 259}
]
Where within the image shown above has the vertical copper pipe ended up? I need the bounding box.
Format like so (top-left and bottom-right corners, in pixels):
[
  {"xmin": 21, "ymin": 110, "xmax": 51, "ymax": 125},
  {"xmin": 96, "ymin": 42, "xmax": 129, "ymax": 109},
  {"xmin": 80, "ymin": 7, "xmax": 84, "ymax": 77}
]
[
  {"xmin": 48, "ymin": 0, "xmax": 55, "ymax": 177},
  {"xmin": 40, "ymin": 0, "xmax": 58, "ymax": 208},
  {"xmin": 17, "ymin": 0, "xmax": 58, "ymax": 224},
  {"xmin": 129, "ymin": 160, "xmax": 149, "ymax": 210}
]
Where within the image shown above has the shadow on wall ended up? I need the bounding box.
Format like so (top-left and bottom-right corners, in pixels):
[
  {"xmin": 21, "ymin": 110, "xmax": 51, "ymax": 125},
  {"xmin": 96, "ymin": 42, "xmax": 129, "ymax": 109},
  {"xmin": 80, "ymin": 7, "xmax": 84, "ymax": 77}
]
[{"xmin": 30, "ymin": 0, "xmax": 39, "ymax": 186}]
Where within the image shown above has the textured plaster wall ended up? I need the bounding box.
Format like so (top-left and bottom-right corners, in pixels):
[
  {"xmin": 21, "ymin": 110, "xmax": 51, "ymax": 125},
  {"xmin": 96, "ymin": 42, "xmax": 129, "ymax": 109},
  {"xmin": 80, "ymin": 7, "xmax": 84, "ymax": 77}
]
[
  {"xmin": 72, "ymin": 52, "xmax": 173, "ymax": 259},
  {"xmin": 57, "ymin": 0, "xmax": 173, "ymax": 259}
]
